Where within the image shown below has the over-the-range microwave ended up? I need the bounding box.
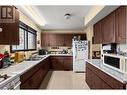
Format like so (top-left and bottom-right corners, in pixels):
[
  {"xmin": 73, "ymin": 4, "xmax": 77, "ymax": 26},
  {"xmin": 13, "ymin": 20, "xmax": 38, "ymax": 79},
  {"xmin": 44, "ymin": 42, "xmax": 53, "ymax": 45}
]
[{"xmin": 103, "ymin": 54, "xmax": 127, "ymax": 72}]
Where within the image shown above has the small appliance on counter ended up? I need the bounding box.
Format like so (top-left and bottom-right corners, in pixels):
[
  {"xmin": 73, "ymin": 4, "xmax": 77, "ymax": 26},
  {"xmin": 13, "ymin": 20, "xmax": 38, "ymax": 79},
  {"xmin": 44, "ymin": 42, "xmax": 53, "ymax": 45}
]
[
  {"xmin": 102, "ymin": 53, "xmax": 127, "ymax": 73},
  {"xmin": 38, "ymin": 49, "xmax": 48, "ymax": 55},
  {"xmin": 14, "ymin": 52, "xmax": 25, "ymax": 63}
]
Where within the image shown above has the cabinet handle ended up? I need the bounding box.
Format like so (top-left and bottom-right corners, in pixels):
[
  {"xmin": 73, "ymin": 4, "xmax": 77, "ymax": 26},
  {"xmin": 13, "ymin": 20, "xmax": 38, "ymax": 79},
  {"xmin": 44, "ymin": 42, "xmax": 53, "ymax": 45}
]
[{"xmin": 0, "ymin": 28, "xmax": 2, "ymax": 32}]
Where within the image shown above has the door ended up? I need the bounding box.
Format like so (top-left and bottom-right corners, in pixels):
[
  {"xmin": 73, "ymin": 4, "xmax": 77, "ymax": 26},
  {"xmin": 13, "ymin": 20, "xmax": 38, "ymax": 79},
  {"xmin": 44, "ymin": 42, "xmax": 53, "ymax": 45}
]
[
  {"xmin": 115, "ymin": 6, "xmax": 126, "ymax": 43},
  {"xmin": 101, "ymin": 11, "xmax": 115, "ymax": 44}
]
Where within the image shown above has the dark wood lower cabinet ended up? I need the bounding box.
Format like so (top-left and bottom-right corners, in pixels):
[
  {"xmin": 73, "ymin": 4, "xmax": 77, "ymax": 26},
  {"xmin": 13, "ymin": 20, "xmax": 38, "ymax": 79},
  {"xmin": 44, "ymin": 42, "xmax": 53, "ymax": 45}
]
[
  {"xmin": 50, "ymin": 56, "xmax": 73, "ymax": 70},
  {"xmin": 86, "ymin": 62, "xmax": 126, "ymax": 89},
  {"xmin": 20, "ymin": 57, "xmax": 50, "ymax": 89}
]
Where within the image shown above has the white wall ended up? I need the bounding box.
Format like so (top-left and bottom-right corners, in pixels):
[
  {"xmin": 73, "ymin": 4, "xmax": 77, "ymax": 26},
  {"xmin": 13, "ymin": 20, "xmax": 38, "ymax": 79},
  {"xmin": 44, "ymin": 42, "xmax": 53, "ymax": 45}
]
[{"xmin": 84, "ymin": 25, "xmax": 101, "ymax": 59}]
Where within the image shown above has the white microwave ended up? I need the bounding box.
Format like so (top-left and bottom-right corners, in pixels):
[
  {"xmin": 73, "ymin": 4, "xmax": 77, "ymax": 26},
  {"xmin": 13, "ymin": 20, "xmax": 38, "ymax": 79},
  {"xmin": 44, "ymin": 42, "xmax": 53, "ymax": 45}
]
[{"xmin": 103, "ymin": 55, "xmax": 127, "ymax": 72}]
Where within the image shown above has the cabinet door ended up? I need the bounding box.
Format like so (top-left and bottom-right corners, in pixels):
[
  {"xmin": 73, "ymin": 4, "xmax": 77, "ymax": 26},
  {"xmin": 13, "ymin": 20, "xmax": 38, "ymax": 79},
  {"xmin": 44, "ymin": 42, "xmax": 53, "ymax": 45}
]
[
  {"xmin": 43, "ymin": 57, "xmax": 50, "ymax": 75},
  {"xmin": 50, "ymin": 57, "xmax": 64, "ymax": 70},
  {"xmin": 101, "ymin": 11, "xmax": 115, "ymax": 44},
  {"xmin": 86, "ymin": 67, "xmax": 93, "ymax": 89},
  {"xmin": 93, "ymin": 21, "xmax": 102, "ymax": 44},
  {"xmin": 92, "ymin": 73, "xmax": 102, "ymax": 89},
  {"xmin": 115, "ymin": 6, "xmax": 126, "ymax": 43},
  {"xmin": 30, "ymin": 69, "xmax": 44, "ymax": 89},
  {"xmin": 63, "ymin": 56, "xmax": 73, "ymax": 70},
  {"xmin": 101, "ymin": 81, "xmax": 112, "ymax": 89},
  {"xmin": 0, "ymin": 7, "xmax": 19, "ymax": 45},
  {"xmin": 41, "ymin": 33, "xmax": 50, "ymax": 47},
  {"xmin": 73, "ymin": 34, "xmax": 86, "ymax": 40},
  {"xmin": 20, "ymin": 78, "xmax": 31, "ymax": 89},
  {"xmin": 56, "ymin": 34, "xmax": 64, "ymax": 46},
  {"xmin": 64, "ymin": 34, "xmax": 73, "ymax": 46},
  {"xmin": 49, "ymin": 34, "xmax": 57, "ymax": 46}
]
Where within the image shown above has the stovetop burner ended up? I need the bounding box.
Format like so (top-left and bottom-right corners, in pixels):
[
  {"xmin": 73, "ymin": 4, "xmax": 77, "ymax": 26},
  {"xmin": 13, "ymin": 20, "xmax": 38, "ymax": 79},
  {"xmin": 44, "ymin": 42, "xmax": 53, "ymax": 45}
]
[{"xmin": 0, "ymin": 74, "xmax": 10, "ymax": 83}]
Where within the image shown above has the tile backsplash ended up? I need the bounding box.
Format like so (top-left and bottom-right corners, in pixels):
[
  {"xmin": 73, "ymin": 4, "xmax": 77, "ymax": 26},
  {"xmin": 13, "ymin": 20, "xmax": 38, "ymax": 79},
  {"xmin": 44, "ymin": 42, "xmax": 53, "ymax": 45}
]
[
  {"xmin": 117, "ymin": 44, "xmax": 127, "ymax": 52},
  {"xmin": 42, "ymin": 46, "xmax": 72, "ymax": 54}
]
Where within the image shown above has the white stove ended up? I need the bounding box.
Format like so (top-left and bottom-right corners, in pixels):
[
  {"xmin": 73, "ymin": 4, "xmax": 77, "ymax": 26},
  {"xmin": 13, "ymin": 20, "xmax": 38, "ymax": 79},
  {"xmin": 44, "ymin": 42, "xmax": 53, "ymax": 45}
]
[{"xmin": 0, "ymin": 74, "xmax": 21, "ymax": 90}]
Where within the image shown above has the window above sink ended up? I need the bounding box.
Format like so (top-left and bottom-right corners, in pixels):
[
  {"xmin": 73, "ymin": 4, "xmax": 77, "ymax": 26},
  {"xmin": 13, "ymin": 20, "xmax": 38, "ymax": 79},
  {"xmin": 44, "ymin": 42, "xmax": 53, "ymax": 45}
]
[{"xmin": 10, "ymin": 21, "xmax": 37, "ymax": 53}]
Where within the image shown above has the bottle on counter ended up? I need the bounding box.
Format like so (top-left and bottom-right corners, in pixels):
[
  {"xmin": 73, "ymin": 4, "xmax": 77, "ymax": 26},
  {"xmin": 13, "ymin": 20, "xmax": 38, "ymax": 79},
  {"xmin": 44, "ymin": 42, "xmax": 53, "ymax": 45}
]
[{"xmin": 1, "ymin": 50, "xmax": 10, "ymax": 68}]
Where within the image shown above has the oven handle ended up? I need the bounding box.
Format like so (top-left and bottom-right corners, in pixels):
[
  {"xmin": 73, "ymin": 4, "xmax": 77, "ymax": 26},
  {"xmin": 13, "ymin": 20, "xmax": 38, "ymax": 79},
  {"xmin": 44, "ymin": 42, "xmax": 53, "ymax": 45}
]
[{"xmin": 14, "ymin": 82, "xmax": 21, "ymax": 89}]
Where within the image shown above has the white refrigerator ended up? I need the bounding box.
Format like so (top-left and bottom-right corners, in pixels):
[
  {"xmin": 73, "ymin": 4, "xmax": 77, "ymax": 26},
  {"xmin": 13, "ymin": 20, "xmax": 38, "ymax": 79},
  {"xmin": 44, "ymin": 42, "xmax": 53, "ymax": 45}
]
[{"xmin": 73, "ymin": 40, "xmax": 88, "ymax": 72}]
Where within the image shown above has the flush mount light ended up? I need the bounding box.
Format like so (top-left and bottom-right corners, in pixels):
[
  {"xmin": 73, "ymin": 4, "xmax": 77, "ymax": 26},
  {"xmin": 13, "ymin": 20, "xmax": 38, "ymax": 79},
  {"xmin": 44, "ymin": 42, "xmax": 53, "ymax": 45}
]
[
  {"xmin": 64, "ymin": 14, "xmax": 71, "ymax": 19},
  {"xmin": 20, "ymin": 6, "xmax": 47, "ymax": 26}
]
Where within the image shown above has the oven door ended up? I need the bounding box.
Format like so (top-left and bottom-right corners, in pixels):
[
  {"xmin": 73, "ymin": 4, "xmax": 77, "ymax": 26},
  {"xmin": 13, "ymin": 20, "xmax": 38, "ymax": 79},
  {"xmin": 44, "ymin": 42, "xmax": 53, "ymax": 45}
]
[
  {"xmin": 104, "ymin": 56, "xmax": 120, "ymax": 69},
  {"xmin": 14, "ymin": 82, "xmax": 21, "ymax": 90}
]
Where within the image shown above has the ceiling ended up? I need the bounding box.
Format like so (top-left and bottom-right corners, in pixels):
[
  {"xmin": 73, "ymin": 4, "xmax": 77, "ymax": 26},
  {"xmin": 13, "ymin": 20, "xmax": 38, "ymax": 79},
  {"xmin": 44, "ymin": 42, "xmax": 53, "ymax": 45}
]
[{"xmin": 20, "ymin": 6, "xmax": 93, "ymax": 30}]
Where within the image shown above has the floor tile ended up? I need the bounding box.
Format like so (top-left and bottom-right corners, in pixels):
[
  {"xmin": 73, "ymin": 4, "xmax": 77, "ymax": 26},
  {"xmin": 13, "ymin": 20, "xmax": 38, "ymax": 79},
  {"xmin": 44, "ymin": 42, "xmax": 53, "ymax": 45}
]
[{"xmin": 39, "ymin": 70, "xmax": 90, "ymax": 89}]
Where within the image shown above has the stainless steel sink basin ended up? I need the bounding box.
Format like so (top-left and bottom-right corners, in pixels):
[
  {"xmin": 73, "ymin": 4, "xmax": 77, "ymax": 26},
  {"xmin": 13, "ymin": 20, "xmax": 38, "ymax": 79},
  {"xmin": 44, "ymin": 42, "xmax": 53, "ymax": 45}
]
[{"xmin": 25, "ymin": 55, "xmax": 46, "ymax": 61}]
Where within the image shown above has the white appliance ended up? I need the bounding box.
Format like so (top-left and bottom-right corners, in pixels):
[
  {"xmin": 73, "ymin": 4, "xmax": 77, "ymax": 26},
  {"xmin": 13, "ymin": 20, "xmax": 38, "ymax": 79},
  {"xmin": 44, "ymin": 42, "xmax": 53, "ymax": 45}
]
[
  {"xmin": 103, "ymin": 54, "xmax": 127, "ymax": 73},
  {"xmin": 73, "ymin": 40, "xmax": 88, "ymax": 72},
  {"xmin": 0, "ymin": 74, "xmax": 21, "ymax": 90}
]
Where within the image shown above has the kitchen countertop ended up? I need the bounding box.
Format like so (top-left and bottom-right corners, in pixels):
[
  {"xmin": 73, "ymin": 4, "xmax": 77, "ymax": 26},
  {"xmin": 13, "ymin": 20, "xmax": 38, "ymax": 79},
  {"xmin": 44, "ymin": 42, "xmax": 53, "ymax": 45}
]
[
  {"xmin": 0, "ymin": 54, "xmax": 72, "ymax": 76},
  {"xmin": 0, "ymin": 55, "xmax": 50, "ymax": 76},
  {"xmin": 0, "ymin": 54, "xmax": 73, "ymax": 87},
  {"xmin": 49, "ymin": 54, "xmax": 73, "ymax": 56},
  {"xmin": 86, "ymin": 59, "xmax": 127, "ymax": 84}
]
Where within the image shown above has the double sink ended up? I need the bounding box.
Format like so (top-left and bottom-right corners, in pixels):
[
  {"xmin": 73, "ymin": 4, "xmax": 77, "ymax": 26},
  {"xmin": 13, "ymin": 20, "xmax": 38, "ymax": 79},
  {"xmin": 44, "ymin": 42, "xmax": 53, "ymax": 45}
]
[{"xmin": 25, "ymin": 55, "xmax": 46, "ymax": 61}]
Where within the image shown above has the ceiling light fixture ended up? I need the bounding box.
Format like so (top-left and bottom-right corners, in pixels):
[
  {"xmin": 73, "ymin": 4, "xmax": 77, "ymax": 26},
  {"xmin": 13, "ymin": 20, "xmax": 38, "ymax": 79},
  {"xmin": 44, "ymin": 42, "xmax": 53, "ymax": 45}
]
[
  {"xmin": 21, "ymin": 6, "xmax": 47, "ymax": 26},
  {"xmin": 64, "ymin": 14, "xmax": 71, "ymax": 19}
]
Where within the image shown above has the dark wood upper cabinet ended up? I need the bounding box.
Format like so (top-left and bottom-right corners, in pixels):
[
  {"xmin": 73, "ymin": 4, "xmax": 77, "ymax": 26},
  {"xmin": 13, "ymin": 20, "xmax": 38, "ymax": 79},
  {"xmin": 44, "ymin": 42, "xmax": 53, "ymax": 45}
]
[
  {"xmin": 93, "ymin": 21, "xmax": 102, "ymax": 44},
  {"xmin": 115, "ymin": 6, "xmax": 126, "ymax": 43},
  {"xmin": 64, "ymin": 34, "xmax": 73, "ymax": 46},
  {"xmin": 93, "ymin": 6, "xmax": 127, "ymax": 44},
  {"xmin": 56, "ymin": 34, "xmax": 65, "ymax": 46},
  {"xmin": 0, "ymin": 6, "xmax": 19, "ymax": 45},
  {"xmin": 49, "ymin": 34, "xmax": 57, "ymax": 46},
  {"xmin": 73, "ymin": 34, "xmax": 86, "ymax": 40},
  {"xmin": 41, "ymin": 33, "xmax": 50, "ymax": 47},
  {"xmin": 101, "ymin": 11, "xmax": 115, "ymax": 44},
  {"xmin": 41, "ymin": 33, "xmax": 86, "ymax": 47}
]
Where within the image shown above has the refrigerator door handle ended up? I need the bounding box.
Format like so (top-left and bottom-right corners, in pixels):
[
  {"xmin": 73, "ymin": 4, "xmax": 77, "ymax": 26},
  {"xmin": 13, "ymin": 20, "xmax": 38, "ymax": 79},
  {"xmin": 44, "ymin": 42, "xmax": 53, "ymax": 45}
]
[{"xmin": 75, "ymin": 47, "xmax": 77, "ymax": 59}]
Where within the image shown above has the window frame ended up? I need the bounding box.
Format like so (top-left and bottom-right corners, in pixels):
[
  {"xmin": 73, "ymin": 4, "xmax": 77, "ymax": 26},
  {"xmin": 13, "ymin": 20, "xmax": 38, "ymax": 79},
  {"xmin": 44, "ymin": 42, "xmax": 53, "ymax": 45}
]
[{"xmin": 10, "ymin": 21, "xmax": 37, "ymax": 53}]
